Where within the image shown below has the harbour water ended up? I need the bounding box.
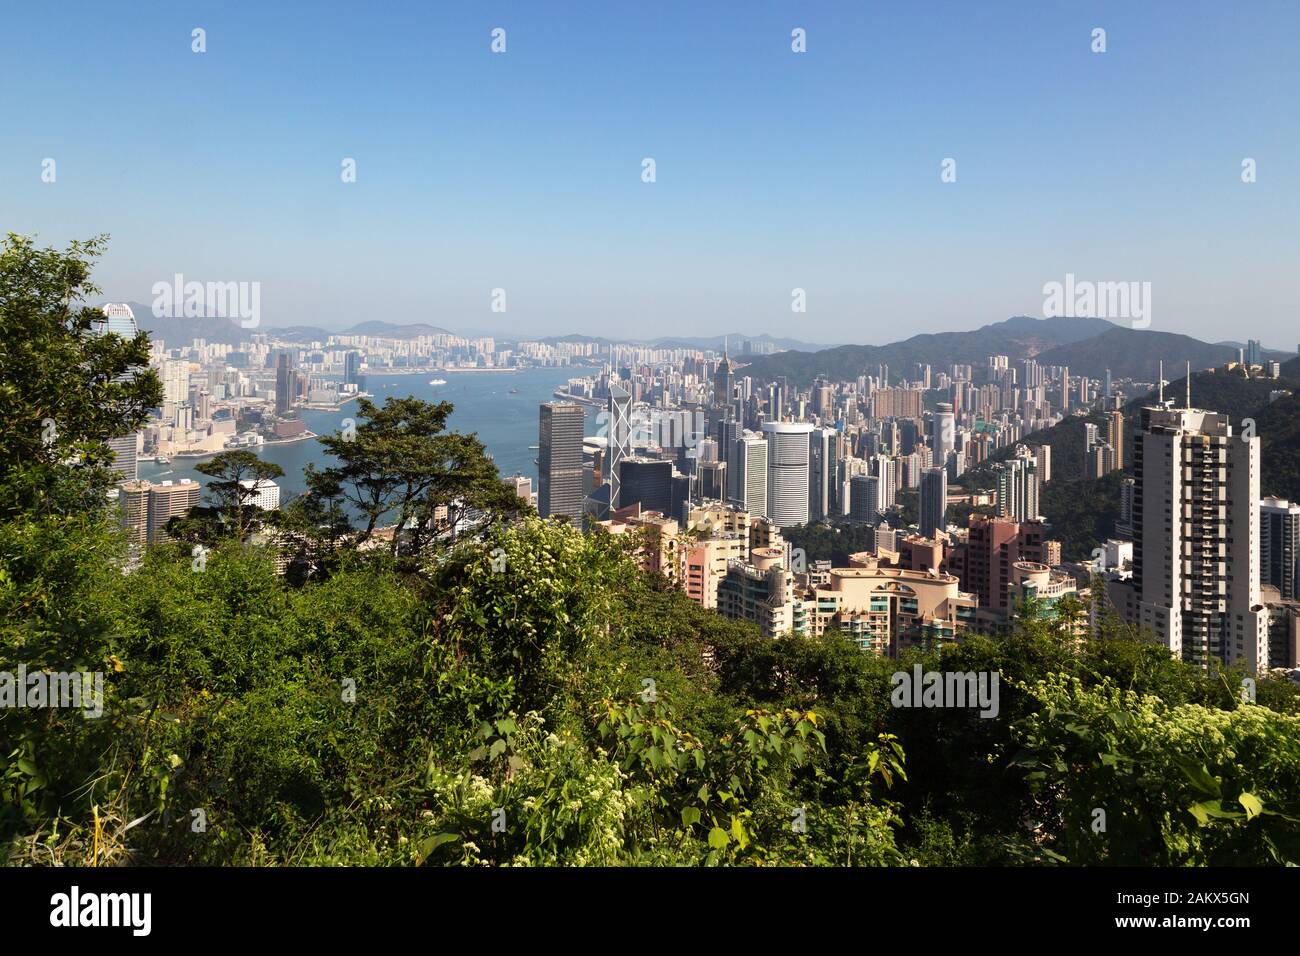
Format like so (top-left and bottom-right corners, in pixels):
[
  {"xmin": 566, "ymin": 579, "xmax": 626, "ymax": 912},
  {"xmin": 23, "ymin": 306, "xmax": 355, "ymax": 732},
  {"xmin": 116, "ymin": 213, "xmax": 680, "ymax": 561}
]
[{"xmin": 139, "ymin": 367, "xmax": 600, "ymax": 502}]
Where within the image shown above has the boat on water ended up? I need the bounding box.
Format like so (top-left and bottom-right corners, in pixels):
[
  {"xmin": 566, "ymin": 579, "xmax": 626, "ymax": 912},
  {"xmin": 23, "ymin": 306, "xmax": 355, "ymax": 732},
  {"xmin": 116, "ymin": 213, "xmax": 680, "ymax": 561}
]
[
  {"xmin": 154, "ymin": 455, "xmax": 171, "ymax": 464},
  {"xmin": 509, "ymin": 388, "xmax": 519, "ymax": 394},
  {"xmin": 429, "ymin": 378, "xmax": 448, "ymax": 386}
]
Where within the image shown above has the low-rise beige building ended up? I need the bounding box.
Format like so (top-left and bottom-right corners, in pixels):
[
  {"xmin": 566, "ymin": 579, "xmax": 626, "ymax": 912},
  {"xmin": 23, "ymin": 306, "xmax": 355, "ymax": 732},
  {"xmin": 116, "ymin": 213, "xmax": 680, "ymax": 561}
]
[{"xmin": 802, "ymin": 559, "xmax": 977, "ymax": 654}]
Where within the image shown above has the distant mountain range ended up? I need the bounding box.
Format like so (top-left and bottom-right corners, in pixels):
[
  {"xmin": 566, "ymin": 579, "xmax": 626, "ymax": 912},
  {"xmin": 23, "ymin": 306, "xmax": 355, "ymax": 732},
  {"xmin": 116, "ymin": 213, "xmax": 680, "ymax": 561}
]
[
  {"xmin": 737, "ymin": 316, "xmax": 1119, "ymax": 386},
  {"xmin": 739, "ymin": 316, "xmax": 1296, "ymax": 386},
  {"xmin": 100, "ymin": 305, "xmax": 456, "ymax": 346},
  {"xmin": 102, "ymin": 302, "xmax": 1297, "ymax": 381}
]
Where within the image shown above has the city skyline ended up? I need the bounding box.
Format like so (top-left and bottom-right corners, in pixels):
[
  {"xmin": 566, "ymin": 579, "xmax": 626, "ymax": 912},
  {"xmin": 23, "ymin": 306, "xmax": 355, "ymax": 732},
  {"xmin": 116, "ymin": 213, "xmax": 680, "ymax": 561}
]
[
  {"xmin": 7, "ymin": 2, "xmax": 1300, "ymax": 885},
  {"xmin": 6, "ymin": 0, "xmax": 1300, "ymax": 343}
]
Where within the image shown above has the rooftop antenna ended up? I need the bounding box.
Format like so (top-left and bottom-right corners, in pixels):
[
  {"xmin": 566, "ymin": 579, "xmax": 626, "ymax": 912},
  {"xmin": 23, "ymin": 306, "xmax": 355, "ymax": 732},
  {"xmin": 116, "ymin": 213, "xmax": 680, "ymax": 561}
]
[
  {"xmin": 1185, "ymin": 360, "xmax": 1191, "ymax": 409},
  {"xmin": 1158, "ymin": 359, "xmax": 1164, "ymax": 403}
]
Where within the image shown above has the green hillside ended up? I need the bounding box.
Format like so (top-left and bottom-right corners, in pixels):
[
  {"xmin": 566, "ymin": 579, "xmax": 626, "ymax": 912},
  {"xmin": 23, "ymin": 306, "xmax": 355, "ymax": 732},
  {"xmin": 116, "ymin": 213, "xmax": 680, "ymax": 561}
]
[{"xmin": 1033, "ymin": 327, "xmax": 1241, "ymax": 381}]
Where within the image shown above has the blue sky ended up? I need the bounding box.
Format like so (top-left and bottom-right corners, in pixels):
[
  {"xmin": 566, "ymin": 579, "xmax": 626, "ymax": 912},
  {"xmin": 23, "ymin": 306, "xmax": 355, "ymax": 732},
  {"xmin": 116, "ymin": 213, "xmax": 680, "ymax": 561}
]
[{"xmin": 3, "ymin": 0, "xmax": 1298, "ymax": 346}]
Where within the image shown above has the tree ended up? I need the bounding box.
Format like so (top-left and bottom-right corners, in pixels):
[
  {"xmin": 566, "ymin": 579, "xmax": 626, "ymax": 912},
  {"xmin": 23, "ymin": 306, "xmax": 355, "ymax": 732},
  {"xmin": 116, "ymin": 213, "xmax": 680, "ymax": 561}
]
[
  {"xmin": 306, "ymin": 396, "xmax": 521, "ymax": 557},
  {"xmin": 0, "ymin": 233, "xmax": 162, "ymax": 519},
  {"xmin": 194, "ymin": 450, "xmax": 285, "ymax": 541}
]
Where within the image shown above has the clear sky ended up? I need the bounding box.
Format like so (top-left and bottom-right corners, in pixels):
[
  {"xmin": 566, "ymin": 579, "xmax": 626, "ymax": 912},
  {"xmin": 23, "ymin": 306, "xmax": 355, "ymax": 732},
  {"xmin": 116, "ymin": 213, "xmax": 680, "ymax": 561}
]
[{"xmin": 3, "ymin": 0, "xmax": 1298, "ymax": 346}]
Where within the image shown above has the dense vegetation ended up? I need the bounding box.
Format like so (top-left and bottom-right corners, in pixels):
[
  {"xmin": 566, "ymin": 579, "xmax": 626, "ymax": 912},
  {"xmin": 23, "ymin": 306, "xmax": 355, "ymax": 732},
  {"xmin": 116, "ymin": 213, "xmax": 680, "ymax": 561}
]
[{"xmin": 4, "ymin": 236, "xmax": 1300, "ymax": 867}]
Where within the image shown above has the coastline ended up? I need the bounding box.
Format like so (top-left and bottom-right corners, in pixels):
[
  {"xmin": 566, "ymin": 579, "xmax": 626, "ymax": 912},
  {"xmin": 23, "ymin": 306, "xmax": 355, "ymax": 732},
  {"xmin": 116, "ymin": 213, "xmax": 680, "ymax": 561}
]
[
  {"xmin": 170, "ymin": 430, "xmax": 318, "ymax": 459},
  {"xmin": 552, "ymin": 391, "xmax": 602, "ymax": 408}
]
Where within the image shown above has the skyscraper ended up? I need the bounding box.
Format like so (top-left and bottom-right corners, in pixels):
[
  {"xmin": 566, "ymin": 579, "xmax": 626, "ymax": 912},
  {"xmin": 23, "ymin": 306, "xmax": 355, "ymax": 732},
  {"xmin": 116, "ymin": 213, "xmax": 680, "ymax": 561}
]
[
  {"xmin": 994, "ymin": 457, "xmax": 1039, "ymax": 521},
  {"xmin": 930, "ymin": 402, "xmax": 955, "ymax": 467},
  {"xmin": 119, "ymin": 479, "xmax": 151, "ymax": 547},
  {"xmin": 713, "ymin": 346, "xmax": 734, "ymax": 409},
  {"xmin": 1261, "ymin": 497, "xmax": 1300, "ymax": 601},
  {"xmin": 344, "ymin": 351, "xmax": 365, "ymax": 392},
  {"xmin": 538, "ymin": 403, "xmax": 586, "ymax": 521},
  {"xmin": 761, "ymin": 421, "xmax": 813, "ymax": 528},
  {"xmin": 733, "ymin": 432, "xmax": 768, "ymax": 517},
  {"xmin": 697, "ymin": 459, "xmax": 727, "ymax": 500},
  {"xmin": 275, "ymin": 353, "xmax": 294, "ymax": 417},
  {"xmin": 122, "ymin": 479, "xmax": 202, "ymax": 544},
  {"xmin": 1107, "ymin": 410, "xmax": 1125, "ymax": 472},
  {"xmin": 606, "ymin": 382, "xmax": 632, "ymax": 511},
  {"xmin": 163, "ymin": 359, "xmax": 189, "ymax": 407},
  {"xmin": 91, "ymin": 303, "xmax": 143, "ymax": 482},
  {"xmin": 808, "ymin": 426, "xmax": 836, "ymax": 522},
  {"xmin": 919, "ymin": 467, "xmax": 947, "ymax": 539},
  {"xmin": 849, "ymin": 475, "xmax": 880, "ymax": 526},
  {"xmin": 618, "ymin": 457, "xmax": 673, "ymax": 515},
  {"xmin": 714, "ymin": 417, "xmax": 743, "ymax": 502},
  {"xmin": 1129, "ymin": 406, "xmax": 1268, "ymax": 671},
  {"xmin": 92, "ymin": 302, "xmax": 140, "ymax": 338}
]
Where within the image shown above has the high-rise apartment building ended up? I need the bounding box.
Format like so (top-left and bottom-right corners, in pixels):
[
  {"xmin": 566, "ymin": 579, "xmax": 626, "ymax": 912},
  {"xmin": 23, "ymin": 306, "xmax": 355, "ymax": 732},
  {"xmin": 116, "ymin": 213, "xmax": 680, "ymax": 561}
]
[
  {"xmin": 1261, "ymin": 497, "xmax": 1300, "ymax": 601},
  {"xmin": 120, "ymin": 479, "xmax": 203, "ymax": 546},
  {"xmin": 919, "ymin": 467, "xmax": 947, "ymax": 539},
  {"xmin": 870, "ymin": 387, "xmax": 923, "ymax": 420},
  {"xmin": 871, "ymin": 454, "xmax": 898, "ymax": 510},
  {"xmin": 1107, "ymin": 410, "xmax": 1125, "ymax": 472},
  {"xmin": 1117, "ymin": 477, "xmax": 1136, "ymax": 536},
  {"xmin": 952, "ymin": 515, "xmax": 1054, "ymax": 620},
  {"xmin": 994, "ymin": 457, "xmax": 1039, "ymax": 521},
  {"xmin": 538, "ymin": 403, "xmax": 586, "ymax": 521},
  {"xmin": 732, "ymin": 432, "xmax": 768, "ymax": 517},
  {"xmin": 849, "ymin": 474, "xmax": 880, "ymax": 526},
  {"xmin": 239, "ymin": 478, "xmax": 281, "ymax": 511},
  {"xmin": 1127, "ymin": 406, "xmax": 1268, "ymax": 671},
  {"xmin": 163, "ymin": 359, "xmax": 190, "ymax": 408},
  {"xmin": 119, "ymin": 480, "xmax": 152, "ymax": 547},
  {"xmin": 1246, "ymin": 339, "xmax": 1263, "ymax": 366}
]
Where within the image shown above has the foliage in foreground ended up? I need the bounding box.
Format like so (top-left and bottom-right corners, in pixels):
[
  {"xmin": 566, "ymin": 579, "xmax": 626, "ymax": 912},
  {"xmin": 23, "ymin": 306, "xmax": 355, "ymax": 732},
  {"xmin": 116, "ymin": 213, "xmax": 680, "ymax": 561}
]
[{"xmin": 3, "ymin": 512, "xmax": 1299, "ymax": 866}]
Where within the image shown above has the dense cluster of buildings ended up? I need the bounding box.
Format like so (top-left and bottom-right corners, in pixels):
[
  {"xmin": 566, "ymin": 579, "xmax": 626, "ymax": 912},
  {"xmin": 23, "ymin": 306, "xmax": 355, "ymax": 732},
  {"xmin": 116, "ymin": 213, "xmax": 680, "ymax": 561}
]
[
  {"xmin": 534, "ymin": 345, "xmax": 1300, "ymax": 676},
  {"xmin": 91, "ymin": 301, "xmax": 1300, "ymax": 676}
]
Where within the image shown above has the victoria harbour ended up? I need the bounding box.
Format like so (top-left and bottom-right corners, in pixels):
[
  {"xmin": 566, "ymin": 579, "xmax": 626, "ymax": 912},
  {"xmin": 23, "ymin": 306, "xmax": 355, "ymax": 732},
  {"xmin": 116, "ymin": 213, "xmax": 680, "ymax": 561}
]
[{"xmin": 138, "ymin": 367, "xmax": 598, "ymax": 502}]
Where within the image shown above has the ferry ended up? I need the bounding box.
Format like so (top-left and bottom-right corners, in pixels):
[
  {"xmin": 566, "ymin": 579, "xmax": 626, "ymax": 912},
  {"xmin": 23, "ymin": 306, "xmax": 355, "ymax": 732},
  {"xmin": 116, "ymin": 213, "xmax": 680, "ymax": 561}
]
[{"xmin": 429, "ymin": 378, "xmax": 448, "ymax": 386}]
